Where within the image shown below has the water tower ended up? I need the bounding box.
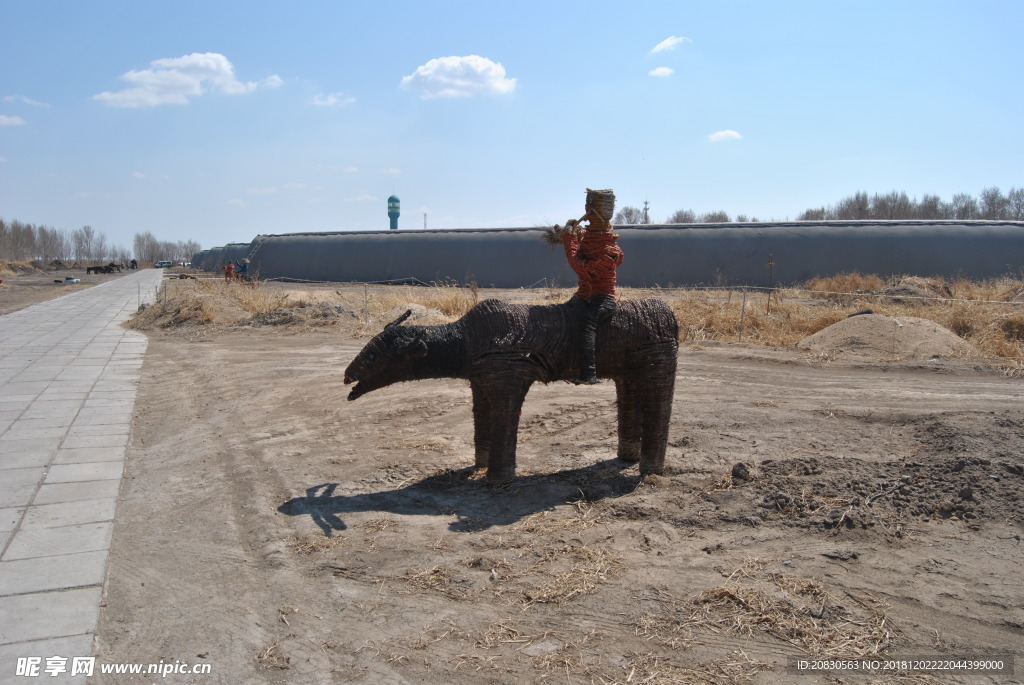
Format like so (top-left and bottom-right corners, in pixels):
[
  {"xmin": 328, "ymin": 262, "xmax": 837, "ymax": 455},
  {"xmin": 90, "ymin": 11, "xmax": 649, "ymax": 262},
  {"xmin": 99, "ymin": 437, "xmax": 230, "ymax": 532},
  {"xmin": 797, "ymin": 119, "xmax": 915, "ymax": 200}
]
[{"xmin": 387, "ymin": 195, "xmax": 400, "ymax": 230}]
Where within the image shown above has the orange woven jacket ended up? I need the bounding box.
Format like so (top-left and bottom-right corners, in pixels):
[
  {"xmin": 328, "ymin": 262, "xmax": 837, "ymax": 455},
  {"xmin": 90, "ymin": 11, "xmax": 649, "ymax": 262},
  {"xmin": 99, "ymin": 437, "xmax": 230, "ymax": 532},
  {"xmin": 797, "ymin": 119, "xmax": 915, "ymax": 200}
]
[{"xmin": 562, "ymin": 230, "xmax": 624, "ymax": 301}]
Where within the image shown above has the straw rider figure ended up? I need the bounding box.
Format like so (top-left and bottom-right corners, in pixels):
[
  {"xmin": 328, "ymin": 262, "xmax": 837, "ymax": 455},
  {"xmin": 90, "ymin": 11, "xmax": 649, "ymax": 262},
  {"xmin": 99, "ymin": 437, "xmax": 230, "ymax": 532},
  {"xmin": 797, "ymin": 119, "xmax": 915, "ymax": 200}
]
[{"xmin": 550, "ymin": 188, "xmax": 623, "ymax": 384}]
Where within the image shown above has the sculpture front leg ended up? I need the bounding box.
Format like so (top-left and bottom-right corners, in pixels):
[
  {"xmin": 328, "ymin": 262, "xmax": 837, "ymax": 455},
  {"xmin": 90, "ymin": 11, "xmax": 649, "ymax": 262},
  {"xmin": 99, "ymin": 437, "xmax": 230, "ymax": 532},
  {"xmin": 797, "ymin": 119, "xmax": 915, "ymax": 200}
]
[
  {"xmin": 481, "ymin": 377, "xmax": 532, "ymax": 484},
  {"xmin": 470, "ymin": 379, "xmax": 490, "ymax": 469}
]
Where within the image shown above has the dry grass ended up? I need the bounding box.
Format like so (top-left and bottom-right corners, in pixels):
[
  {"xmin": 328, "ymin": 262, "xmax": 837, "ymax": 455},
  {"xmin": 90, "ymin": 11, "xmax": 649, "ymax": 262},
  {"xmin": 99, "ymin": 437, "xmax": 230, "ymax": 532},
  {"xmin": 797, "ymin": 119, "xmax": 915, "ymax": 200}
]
[
  {"xmin": 806, "ymin": 271, "xmax": 886, "ymax": 295},
  {"xmin": 662, "ymin": 274, "xmax": 1024, "ymax": 363},
  {"xmin": 290, "ymin": 534, "xmax": 347, "ymax": 555},
  {"xmin": 401, "ymin": 565, "xmax": 469, "ymax": 599},
  {"xmin": 377, "ymin": 434, "xmax": 461, "ymax": 455},
  {"xmin": 361, "ymin": 280, "xmax": 478, "ymax": 320},
  {"xmin": 633, "ymin": 559, "xmax": 898, "ymax": 659},
  {"xmin": 181, "ymin": 277, "xmax": 293, "ymax": 315},
  {"xmin": 254, "ymin": 640, "xmax": 291, "ymax": 670},
  {"xmin": 520, "ymin": 544, "xmax": 623, "ymax": 605},
  {"xmin": 129, "ymin": 273, "xmax": 1024, "ymax": 363}
]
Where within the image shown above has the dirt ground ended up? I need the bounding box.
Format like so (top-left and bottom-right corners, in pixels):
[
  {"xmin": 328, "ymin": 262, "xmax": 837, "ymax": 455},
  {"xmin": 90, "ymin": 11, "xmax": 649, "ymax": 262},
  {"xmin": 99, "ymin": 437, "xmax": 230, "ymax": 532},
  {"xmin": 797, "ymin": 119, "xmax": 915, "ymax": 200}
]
[
  {"xmin": 0, "ymin": 266, "xmax": 137, "ymax": 315},
  {"xmin": 21, "ymin": 274, "xmax": 1022, "ymax": 684}
]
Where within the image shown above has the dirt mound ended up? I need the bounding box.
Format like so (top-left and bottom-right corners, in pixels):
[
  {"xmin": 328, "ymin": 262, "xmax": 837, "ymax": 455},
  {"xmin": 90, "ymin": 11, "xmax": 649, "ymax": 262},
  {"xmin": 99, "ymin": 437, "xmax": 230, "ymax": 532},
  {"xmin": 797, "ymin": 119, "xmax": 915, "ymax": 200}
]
[
  {"xmin": 2, "ymin": 259, "xmax": 73, "ymax": 275},
  {"xmin": 877, "ymin": 276, "xmax": 953, "ymax": 303},
  {"xmin": 248, "ymin": 301, "xmax": 360, "ymax": 327},
  {"xmin": 798, "ymin": 313, "xmax": 975, "ymax": 360}
]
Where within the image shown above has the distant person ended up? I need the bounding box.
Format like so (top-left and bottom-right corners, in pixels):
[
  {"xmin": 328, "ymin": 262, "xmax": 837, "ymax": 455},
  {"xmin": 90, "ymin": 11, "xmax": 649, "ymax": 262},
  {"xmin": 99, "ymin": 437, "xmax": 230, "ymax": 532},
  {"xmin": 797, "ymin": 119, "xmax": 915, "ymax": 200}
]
[
  {"xmin": 234, "ymin": 258, "xmax": 250, "ymax": 281},
  {"xmin": 223, "ymin": 262, "xmax": 235, "ymax": 282}
]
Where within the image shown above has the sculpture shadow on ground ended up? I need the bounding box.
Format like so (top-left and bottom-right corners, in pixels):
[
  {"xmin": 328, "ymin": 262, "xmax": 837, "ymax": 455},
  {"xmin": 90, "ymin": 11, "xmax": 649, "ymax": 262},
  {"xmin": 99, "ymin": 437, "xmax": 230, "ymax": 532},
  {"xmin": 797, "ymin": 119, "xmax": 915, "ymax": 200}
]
[{"xmin": 277, "ymin": 458, "xmax": 643, "ymax": 537}]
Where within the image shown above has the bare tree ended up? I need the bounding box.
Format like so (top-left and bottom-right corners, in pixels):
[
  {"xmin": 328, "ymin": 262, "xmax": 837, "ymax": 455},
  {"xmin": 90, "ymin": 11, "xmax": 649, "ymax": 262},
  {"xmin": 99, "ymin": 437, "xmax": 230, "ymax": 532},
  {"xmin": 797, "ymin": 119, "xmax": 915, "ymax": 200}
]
[
  {"xmin": 979, "ymin": 186, "xmax": 1010, "ymax": 220},
  {"xmin": 110, "ymin": 245, "xmax": 131, "ymax": 263},
  {"xmin": 613, "ymin": 206, "xmax": 648, "ymax": 224},
  {"xmin": 179, "ymin": 239, "xmax": 202, "ymax": 262},
  {"xmin": 10, "ymin": 220, "xmax": 35, "ymax": 260},
  {"xmin": 38, "ymin": 225, "xmax": 71, "ymax": 260},
  {"xmin": 871, "ymin": 191, "xmax": 914, "ymax": 220},
  {"xmin": 133, "ymin": 231, "xmax": 160, "ymax": 263},
  {"xmin": 916, "ymin": 194, "xmax": 948, "ymax": 220},
  {"xmin": 951, "ymin": 193, "xmax": 980, "ymax": 220},
  {"xmin": 834, "ymin": 191, "xmax": 871, "ymax": 220},
  {"xmin": 666, "ymin": 209, "xmax": 696, "ymax": 223},
  {"xmin": 1007, "ymin": 187, "xmax": 1024, "ymax": 220},
  {"xmin": 72, "ymin": 225, "xmax": 97, "ymax": 261},
  {"xmin": 798, "ymin": 207, "xmax": 827, "ymax": 221},
  {"xmin": 697, "ymin": 211, "xmax": 731, "ymax": 223}
]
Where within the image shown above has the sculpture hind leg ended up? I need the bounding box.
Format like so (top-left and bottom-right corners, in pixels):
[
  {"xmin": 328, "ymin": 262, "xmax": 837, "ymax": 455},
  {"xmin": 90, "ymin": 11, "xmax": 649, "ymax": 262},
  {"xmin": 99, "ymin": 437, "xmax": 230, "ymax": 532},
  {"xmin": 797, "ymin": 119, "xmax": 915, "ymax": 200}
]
[{"xmin": 637, "ymin": 346, "xmax": 677, "ymax": 476}]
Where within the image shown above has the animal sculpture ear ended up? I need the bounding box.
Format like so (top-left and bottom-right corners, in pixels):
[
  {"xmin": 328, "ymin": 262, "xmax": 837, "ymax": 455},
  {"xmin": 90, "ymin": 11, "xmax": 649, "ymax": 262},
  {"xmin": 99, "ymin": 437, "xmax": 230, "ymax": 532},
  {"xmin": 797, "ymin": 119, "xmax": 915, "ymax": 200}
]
[{"xmin": 408, "ymin": 332, "xmax": 428, "ymax": 358}]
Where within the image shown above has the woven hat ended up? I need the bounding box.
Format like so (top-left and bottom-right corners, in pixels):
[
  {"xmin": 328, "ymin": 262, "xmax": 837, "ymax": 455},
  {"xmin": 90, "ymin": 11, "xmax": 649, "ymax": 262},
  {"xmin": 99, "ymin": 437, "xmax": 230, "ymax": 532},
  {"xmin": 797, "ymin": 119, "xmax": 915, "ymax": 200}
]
[{"xmin": 585, "ymin": 188, "xmax": 615, "ymax": 230}]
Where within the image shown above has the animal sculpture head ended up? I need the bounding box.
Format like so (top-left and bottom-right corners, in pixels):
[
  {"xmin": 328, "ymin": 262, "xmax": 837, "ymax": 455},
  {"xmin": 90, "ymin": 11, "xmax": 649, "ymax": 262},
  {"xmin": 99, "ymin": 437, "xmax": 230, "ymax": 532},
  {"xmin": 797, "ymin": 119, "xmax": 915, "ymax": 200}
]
[{"xmin": 343, "ymin": 310, "xmax": 427, "ymax": 401}]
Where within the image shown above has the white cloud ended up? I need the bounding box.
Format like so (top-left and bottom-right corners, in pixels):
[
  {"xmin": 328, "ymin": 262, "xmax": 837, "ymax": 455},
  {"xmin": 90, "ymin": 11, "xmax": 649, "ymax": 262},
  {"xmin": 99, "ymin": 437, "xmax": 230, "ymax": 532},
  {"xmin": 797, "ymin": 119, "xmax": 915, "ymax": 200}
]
[
  {"xmin": 311, "ymin": 92, "xmax": 355, "ymax": 107},
  {"xmin": 344, "ymin": 194, "xmax": 377, "ymax": 203},
  {"xmin": 262, "ymin": 75, "xmax": 284, "ymax": 89},
  {"xmin": 132, "ymin": 171, "xmax": 147, "ymax": 178},
  {"xmin": 0, "ymin": 115, "xmax": 26, "ymax": 126},
  {"xmin": 342, "ymin": 167, "xmax": 360, "ymax": 173},
  {"xmin": 649, "ymin": 67, "xmax": 674, "ymax": 77},
  {"xmin": 382, "ymin": 168, "xmax": 401, "ymax": 175},
  {"xmin": 227, "ymin": 198, "xmax": 247, "ymax": 208},
  {"xmin": 650, "ymin": 36, "xmax": 692, "ymax": 53},
  {"xmin": 283, "ymin": 182, "xmax": 306, "ymax": 190},
  {"xmin": 93, "ymin": 53, "xmax": 276, "ymax": 108},
  {"xmin": 0, "ymin": 156, "xmax": 8, "ymax": 163},
  {"xmin": 3, "ymin": 95, "xmax": 49, "ymax": 107},
  {"xmin": 401, "ymin": 55, "xmax": 516, "ymax": 99},
  {"xmin": 709, "ymin": 129, "xmax": 742, "ymax": 142},
  {"xmin": 246, "ymin": 187, "xmax": 278, "ymax": 195}
]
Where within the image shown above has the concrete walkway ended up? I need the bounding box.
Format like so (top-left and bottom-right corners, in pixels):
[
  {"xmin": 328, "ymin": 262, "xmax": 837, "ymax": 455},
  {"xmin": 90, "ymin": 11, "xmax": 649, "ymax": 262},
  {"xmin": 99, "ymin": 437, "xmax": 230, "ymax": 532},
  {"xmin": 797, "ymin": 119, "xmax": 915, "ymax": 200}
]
[{"xmin": 0, "ymin": 269, "xmax": 165, "ymax": 684}]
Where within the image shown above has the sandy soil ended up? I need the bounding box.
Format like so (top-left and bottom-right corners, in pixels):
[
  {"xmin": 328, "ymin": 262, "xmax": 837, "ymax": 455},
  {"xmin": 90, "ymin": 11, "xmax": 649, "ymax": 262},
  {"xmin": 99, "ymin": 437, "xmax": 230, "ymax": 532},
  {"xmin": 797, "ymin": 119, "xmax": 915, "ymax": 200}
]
[{"xmin": 79, "ymin": 282, "xmax": 1024, "ymax": 684}]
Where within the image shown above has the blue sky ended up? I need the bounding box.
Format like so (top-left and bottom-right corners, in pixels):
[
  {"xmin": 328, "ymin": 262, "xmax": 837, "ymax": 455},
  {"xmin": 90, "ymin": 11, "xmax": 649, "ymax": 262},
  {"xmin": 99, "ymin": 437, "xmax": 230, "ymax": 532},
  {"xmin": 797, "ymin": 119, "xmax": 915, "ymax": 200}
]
[{"xmin": 1, "ymin": 0, "xmax": 1021, "ymax": 253}]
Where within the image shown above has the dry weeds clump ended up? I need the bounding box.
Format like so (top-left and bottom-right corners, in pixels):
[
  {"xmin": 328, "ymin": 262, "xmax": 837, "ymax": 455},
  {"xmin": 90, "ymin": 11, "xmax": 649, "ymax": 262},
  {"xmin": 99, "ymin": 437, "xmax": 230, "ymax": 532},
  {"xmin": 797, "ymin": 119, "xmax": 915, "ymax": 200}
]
[
  {"xmin": 129, "ymin": 278, "xmax": 295, "ymax": 329},
  {"xmin": 660, "ymin": 274, "xmax": 1024, "ymax": 363},
  {"xmin": 668, "ymin": 290, "xmax": 848, "ymax": 346},
  {"xmin": 362, "ymin": 281, "xmax": 478, "ymax": 320},
  {"xmin": 805, "ymin": 271, "xmax": 886, "ymax": 297},
  {"xmin": 633, "ymin": 559, "xmax": 898, "ymax": 659}
]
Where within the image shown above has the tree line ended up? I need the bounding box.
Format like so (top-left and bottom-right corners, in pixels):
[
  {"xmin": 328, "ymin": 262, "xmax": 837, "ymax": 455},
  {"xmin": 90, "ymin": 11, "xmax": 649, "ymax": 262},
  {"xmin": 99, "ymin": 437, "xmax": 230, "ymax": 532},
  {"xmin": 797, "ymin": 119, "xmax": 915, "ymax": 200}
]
[
  {"xmin": 613, "ymin": 186, "xmax": 1024, "ymax": 224},
  {"xmin": 0, "ymin": 218, "xmax": 201, "ymax": 264}
]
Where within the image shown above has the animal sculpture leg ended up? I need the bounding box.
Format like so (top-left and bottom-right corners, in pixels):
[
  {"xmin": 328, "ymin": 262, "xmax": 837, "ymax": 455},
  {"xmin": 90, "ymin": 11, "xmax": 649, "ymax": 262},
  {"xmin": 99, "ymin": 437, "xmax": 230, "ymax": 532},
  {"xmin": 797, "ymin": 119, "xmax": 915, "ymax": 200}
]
[
  {"xmin": 637, "ymin": 349, "xmax": 677, "ymax": 476},
  {"xmin": 614, "ymin": 377, "xmax": 642, "ymax": 462},
  {"xmin": 479, "ymin": 377, "xmax": 532, "ymax": 483},
  {"xmin": 470, "ymin": 380, "xmax": 490, "ymax": 469}
]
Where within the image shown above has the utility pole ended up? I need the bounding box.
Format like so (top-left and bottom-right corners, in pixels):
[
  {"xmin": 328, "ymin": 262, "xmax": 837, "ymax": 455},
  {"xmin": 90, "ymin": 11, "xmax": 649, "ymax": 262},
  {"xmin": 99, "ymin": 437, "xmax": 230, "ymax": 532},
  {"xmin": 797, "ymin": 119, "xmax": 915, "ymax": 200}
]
[{"xmin": 642, "ymin": 199, "xmax": 650, "ymax": 224}]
